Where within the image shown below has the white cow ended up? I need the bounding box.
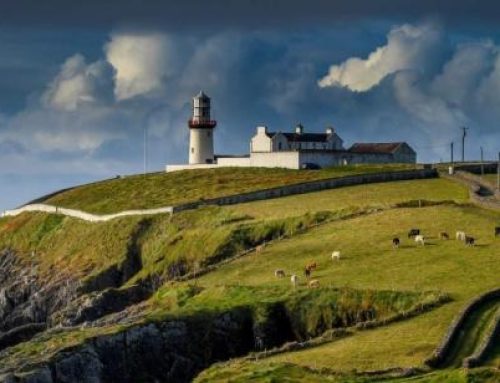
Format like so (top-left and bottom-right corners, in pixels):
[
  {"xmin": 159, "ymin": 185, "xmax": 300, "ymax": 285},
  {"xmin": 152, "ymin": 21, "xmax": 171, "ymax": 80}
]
[
  {"xmin": 290, "ymin": 274, "xmax": 299, "ymax": 287},
  {"xmin": 456, "ymin": 231, "xmax": 466, "ymax": 241},
  {"xmin": 415, "ymin": 235, "xmax": 425, "ymax": 246},
  {"xmin": 331, "ymin": 251, "xmax": 341, "ymax": 261}
]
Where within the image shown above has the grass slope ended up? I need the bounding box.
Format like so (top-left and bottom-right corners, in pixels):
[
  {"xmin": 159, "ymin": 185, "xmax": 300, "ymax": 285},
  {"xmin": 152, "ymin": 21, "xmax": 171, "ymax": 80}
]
[
  {"xmin": 195, "ymin": 204, "xmax": 500, "ymax": 376},
  {"xmin": 228, "ymin": 178, "xmax": 468, "ymax": 220},
  {"xmin": 2, "ymin": 172, "xmax": 498, "ymax": 381},
  {"xmin": 42, "ymin": 165, "xmax": 416, "ymax": 214}
]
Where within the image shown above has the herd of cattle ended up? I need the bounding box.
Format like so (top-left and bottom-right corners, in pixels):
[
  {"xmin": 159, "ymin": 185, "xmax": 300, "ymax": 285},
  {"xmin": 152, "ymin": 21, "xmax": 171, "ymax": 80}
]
[{"xmin": 272, "ymin": 226, "xmax": 500, "ymax": 288}]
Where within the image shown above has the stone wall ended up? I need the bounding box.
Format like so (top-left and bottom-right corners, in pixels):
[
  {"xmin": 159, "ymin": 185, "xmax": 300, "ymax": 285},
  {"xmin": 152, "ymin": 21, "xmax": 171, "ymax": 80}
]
[
  {"xmin": 425, "ymin": 288, "xmax": 500, "ymax": 368},
  {"xmin": 1, "ymin": 204, "xmax": 174, "ymax": 222},
  {"xmin": 463, "ymin": 305, "xmax": 500, "ymax": 368},
  {"xmin": 173, "ymin": 169, "xmax": 438, "ymax": 212}
]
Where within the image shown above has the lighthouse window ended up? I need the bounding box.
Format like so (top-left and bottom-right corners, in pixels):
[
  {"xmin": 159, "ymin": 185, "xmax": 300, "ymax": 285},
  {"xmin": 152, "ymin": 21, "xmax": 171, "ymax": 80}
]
[
  {"xmin": 207, "ymin": 131, "xmax": 211, "ymax": 137},
  {"xmin": 191, "ymin": 147, "xmax": 194, "ymax": 153}
]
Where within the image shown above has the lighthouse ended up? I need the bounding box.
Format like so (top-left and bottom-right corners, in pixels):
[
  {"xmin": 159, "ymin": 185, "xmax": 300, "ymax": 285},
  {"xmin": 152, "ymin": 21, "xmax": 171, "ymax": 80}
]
[{"xmin": 188, "ymin": 91, "xmax": 217, "ymax": 164}]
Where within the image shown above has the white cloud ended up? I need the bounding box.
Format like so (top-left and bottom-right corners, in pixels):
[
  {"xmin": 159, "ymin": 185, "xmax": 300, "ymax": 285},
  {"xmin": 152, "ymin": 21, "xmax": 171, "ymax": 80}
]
[
  {"xmin": 42, "ymin": 54, "xmax": 114, "ymax": 111},
  {"xmin": 105, "ymin": 33, "xmax": 176, "ymax": 100},
  {"xmin": 318, "ymin": 22, "xmax": 443, "ymax": 91}
]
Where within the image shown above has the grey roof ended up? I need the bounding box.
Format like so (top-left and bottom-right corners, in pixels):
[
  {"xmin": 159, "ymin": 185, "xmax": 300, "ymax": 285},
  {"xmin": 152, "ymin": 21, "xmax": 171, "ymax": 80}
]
[
  {"xmin": 348, "ymin": 142, "xmax": 414, "ymax": 154},
  {"xmin": 195, "ymin": 90, "xmax": 209, "ymax": 99},
  {"xmin": 268, "ymin": 132, "xmax": 337, "ymax": 143}
]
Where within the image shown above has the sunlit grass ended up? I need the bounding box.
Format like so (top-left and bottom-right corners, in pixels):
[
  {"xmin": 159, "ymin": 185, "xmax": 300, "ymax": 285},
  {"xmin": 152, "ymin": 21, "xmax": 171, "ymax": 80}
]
[{"xmin": 43, "ymin": 164, "xmax": 417, "ymax": 214}]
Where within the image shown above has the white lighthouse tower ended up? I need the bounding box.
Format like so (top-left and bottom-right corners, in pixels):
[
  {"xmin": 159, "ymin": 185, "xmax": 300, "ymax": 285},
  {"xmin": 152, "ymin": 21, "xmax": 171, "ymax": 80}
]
[{"xmin": 188, "ymin": 91, "xmax": 217, "ymax": 164}]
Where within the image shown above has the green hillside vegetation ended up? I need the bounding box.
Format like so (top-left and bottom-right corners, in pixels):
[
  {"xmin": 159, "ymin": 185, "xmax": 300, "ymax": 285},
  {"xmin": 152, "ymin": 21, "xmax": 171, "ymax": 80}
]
[
  {"xmin": 42, "ymin": 164, "xmax": 416, "ymax": 214},
  {"xmin": 228, "ymin": 178, "xmax": 469, "ymax": 219},
  {"xmin": 195, "ymin": 203, "xmax": 500, "ymax": 379},
  {"xmin": 0, "ymin": 284, "xmax": 444, "ymax": 373},
  {"xmin": 1, "ymin": 170, "xmax": 499, "ymax": 382},
  {"xmin": 196, "ymin": 362, "xmax": 500, "ymax": 383},
  {"xmin": 0, "ymin": 178, "xmax": 466, "ymax": 287}
]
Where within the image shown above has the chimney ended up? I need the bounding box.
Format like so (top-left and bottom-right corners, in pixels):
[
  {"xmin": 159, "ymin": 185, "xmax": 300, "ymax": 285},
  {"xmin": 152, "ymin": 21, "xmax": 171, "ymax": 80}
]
[
  {"xmin": 295, "ymin": 123, "xmax": 304, "ymax": 134},
  {"xmin": 257, "ymin": 126, "xmax": 268, "ymax": 134}
]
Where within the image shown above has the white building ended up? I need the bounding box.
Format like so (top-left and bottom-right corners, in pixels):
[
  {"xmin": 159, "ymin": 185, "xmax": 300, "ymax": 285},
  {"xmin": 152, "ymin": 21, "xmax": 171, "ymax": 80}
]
[{"xmin": 166, "ymin": 92, "xmax": 416, "ymax": 172}]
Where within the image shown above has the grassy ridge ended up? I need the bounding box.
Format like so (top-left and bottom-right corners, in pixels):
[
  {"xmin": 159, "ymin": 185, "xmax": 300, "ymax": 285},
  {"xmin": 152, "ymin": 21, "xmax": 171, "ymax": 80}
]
[{"xmin": 42, "ymin": 165, "xmax": 416, "ymax": 214}]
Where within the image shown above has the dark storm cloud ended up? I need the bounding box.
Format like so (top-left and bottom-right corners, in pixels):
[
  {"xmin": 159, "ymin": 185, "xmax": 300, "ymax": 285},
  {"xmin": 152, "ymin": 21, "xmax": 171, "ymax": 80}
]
[{"xmin": 2, "ymin": 1, "xmax": 500, "ymax": 29}]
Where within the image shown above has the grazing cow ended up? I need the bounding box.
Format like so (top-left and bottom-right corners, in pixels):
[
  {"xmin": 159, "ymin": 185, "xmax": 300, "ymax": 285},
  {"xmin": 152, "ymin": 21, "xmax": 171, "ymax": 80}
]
[
  {"xmin": 415, "ymin": 235, "xmax": 425, "ymax": 246},
  {"xmin": 304, "ymin": 267, "xmax": 311, "ymax": 279},
  {"xmin": 392, "ymin": 238, "xmax": 400, "ymax": 248},
  {"xmin": 331, "ymin": 251, "xmax": 341, "ymax": 261},
  {"xmin": 465, "ymin": 236, "xmax": 475, "ymax": 246},
  {"xmin": 456, "ymin": 231, "xmax": 466, "ymax": 241},
  {"xmin": 306, "ymin": 262, "xmax": 317, "ymax": 271},
  {"xmin": 495, "ymin": 227, "xmax": 500, "ymax": 237},
  {"xmin": 291, "ymin": 274, "xmax": 299, "ymax": 287},
  {"xmin": 274, "ymin": 269, "xmax": 285, "ymax": 278},
  {"xmin": 408, "ymin": 229, "xmax": 420, "ymax": 238},
  {"xmin": 308, "ymin": 279, "xmax": 320, "ymax": 288},
  {"xmin": 439, "ymin": 232, "xmax": 449, "ymax": 240}
]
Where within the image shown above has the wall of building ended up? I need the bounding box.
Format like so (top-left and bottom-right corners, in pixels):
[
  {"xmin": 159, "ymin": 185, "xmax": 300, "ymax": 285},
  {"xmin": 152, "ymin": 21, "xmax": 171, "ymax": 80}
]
[
  {"xmin": 393, "ymin": 144, "xmax": 417, "ymax": 163},
  {"xmin": 299, "ymin": 151, "xmax": 343, "ymax": 167},
  {"xmin": 166, "ymin": 164, "xmax": 221, "ymax": 172},
  {"xmin": 250, "ymin": 151, "xmax": 300, "ymax": 169},
  {"xmin": 250, "ymin": 127, "xmax": 272, "ymax": 152},
  {"xmin": 348, "ymin": 153, "xmax": 395, "ymax": 164},
  {"xmin": 217, "ymin": 157, "xmax": 252, "ymax": 167},
  {"xmin": 271, "ymin": 133, "xmax": 289, "ymax": 152}
]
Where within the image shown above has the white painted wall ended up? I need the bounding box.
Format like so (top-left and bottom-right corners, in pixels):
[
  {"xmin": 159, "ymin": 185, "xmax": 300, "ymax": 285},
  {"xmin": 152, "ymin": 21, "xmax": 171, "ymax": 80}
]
[
  {"xmin": 217, "ymin": 157, "xmax": 252, "ymax": 167},
  {"xmin": 250, "ymin": 126, "xmax": 272, "ymax": 152},
  {"xmin": 189, "ymin": 128, "xmax": 215, "ymax": 164},
  {"xmin": 1, "ymin": 204, "xmax": 174, "ymax": 222},
  {"xmin": 250, "ymin": 151, "xmax": 300, "ymax": 169},
  {"xmin": 166, "ymin": 163, "xmax": 220, "ymax": 172}
]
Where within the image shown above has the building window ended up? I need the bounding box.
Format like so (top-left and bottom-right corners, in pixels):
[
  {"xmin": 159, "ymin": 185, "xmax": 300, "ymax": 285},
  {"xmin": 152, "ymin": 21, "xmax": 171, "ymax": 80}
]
[
  {"xmin": 278, "ymin": 142, "xmax": 282, "ymax": 151},
  {"xmin": 207, "ymin": 131, "xmax": 211, "ymax": 137},
  {"xmin": 191, "ymin": 147, "xmax": 194, "ymax": 153}
]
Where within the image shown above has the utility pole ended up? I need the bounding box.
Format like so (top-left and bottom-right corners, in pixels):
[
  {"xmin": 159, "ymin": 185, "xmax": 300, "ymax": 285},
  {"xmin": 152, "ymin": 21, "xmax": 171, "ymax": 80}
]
[
  {"xmin": 450, "ymin": 142, "xmax": 454, "ymax": 165},
  {"xmin": 143, "ymin": 124, "xmax": 148, "ymax": 177},
  {"xmin": 497, "ymin": 151, "xmax": 500, "ymax": 191},
  {"xmin": 480, "ymin": 146, "xmax": 484, "ymax": 177},
  {"xmin": 461, "ymin": 126, "xmax": 468, "ymax": 162}
]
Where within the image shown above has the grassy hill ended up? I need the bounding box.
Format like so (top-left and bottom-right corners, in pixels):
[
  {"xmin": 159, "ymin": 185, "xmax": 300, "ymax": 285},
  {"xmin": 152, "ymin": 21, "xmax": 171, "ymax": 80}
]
[
  {"xmin": 0, "ymin": 168, "xmax": 499, "ymax": 382},
  {"xmin": 40, "ymin": 164, "xmax": 416, "ymax": 214}
]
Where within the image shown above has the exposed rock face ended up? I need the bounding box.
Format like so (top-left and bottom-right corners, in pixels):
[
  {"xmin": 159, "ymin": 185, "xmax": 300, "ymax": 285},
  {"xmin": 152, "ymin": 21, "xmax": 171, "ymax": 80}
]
[{"xmin": 1, "ymin": 308, "xmax": 257, "ymax": 383}]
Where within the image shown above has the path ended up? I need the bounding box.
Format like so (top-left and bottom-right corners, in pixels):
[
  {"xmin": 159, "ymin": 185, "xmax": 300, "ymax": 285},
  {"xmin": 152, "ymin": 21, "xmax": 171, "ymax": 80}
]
[{"xmin": 443, "ymin": 171, "xmax": 500, "ymax": 211}]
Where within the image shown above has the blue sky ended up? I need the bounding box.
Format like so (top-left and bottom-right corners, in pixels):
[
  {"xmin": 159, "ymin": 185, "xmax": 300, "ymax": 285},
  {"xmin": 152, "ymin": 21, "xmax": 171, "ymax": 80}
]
[{"xmin": 1, "ymin": 1, "xmax": 500, "ymax": 211}]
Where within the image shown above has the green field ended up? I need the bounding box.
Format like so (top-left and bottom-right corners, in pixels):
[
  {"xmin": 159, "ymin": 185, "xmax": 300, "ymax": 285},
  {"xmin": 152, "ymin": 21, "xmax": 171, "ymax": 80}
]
[
  {"xmin": 41, "ymin": 164, "xmax": 416, "ymax": 214},
  {"xmin": 1, "ymin": 169, "xmax": 499, "ymax": 382},
  {"xmin": 227, "ymin": 178, "xmax": 468, "ymax": 219}
]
